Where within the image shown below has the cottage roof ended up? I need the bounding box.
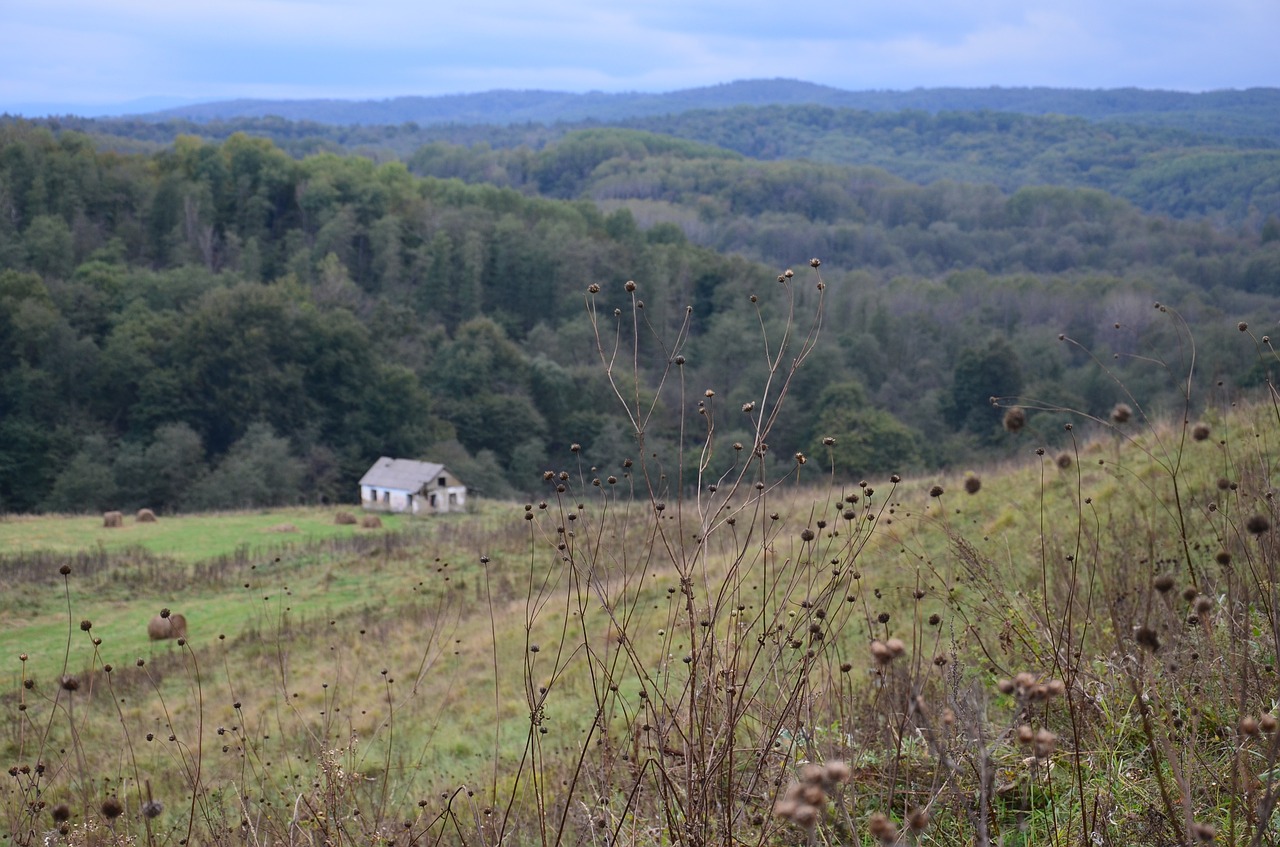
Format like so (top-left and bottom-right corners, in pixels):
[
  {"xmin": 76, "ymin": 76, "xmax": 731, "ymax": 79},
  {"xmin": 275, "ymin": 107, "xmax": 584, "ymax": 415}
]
[{"xmin": 359, "ymin": 457, "xmax": 450, "ymax": 492}]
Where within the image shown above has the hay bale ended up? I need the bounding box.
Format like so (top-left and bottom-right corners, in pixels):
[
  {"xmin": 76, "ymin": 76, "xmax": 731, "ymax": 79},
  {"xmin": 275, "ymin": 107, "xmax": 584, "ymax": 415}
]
[
  {"xmin": 334, "ymin": 511, "xmax": 358, "ymax": 525},
  {"xmin": 136, "ymin": 508, "xmax": 157, "ymax": 523},
  {"xmin": 103, "ymin": 511, "xmax": 123, "ymax": 528},
  {"xmin": 360, "ymin": 515, "xmax": 383, "ymax": 529},
  {"xmin": 147, "ymin": 611, "xmax": 187, "ymax": 640},
  {"xmin": 267, "ymin": 523, "xmax": 298, "ymax": 533}
]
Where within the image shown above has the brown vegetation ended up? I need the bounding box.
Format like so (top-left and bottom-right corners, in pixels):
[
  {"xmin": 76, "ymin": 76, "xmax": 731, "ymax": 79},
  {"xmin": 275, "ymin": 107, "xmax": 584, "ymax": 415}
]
[
  {"xmin": 136, "ymin": 508, "xmax": 157, "ymax": 523},
  {"xmin": 102, "ymin": 511, "xmax": 123, "ymax": 528},
  {"xmin": 334, "ymin": 511, "xmax": 357, "ymax": 525},
  {"xmin": 360, "ymin": 515, "xmax": 383, "ymax": 529}
]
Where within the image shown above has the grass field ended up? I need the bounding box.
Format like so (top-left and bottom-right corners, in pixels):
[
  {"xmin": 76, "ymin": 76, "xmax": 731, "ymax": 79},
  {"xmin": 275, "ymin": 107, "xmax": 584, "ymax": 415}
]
[
  {"xmin": 5, "ymin": 285, "xmax": 1280, "ymax": 845},
  {"xmin": 1, "ymin": 396, "xmax": 1276, "ymax": 846}
]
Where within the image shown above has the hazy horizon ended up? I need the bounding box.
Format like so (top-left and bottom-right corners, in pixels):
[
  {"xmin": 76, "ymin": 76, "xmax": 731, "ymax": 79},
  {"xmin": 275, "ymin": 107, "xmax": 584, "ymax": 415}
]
[{"xmin": 3, "ymin": 0, "xmax": 1276, "ymax": 117}]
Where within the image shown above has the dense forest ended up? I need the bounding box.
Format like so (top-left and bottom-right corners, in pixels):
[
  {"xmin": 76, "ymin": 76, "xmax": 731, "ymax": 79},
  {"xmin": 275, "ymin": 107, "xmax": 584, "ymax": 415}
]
[
  {"xmin": 40, "ymin": 105, "xmax": 1280, "ymax": 226},
  {"xmin": 1, "ymin": 96, "xmax": 1277, "ymax": 514}
]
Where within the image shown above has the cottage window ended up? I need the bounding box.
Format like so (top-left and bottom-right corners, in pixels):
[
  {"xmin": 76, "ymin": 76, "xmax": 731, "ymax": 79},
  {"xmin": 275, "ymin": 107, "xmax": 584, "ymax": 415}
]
[{"xmin": 438, "ymin": 477, "xmax": 447, "ymax": 487}]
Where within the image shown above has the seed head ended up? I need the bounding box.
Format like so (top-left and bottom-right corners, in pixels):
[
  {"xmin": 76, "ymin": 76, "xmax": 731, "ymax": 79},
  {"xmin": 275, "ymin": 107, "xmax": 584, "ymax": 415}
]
[
  {"xmin": 1111, "ymin": 403, "xmax": 1133, "ymax": 423},
  {"xmin": 1239, "ymin": 322, "xmax": 1249, "ymax": 332},
  {"xmin": 59, "ymin": 675, "xmax": 79, "ymax": 692},
  {"xmin": 1033, "ymin": 728, "xmax": 1057, "ymax": 758},
  {"xmin": 624, "ymin": 280, "xmax": 636, "ymax": 292},
  {"xmin": 1241, "ymin": 716, "xmax": 1261, "ymax": 736},
  {"xmin": 1003, "ymin": 407, "xmax": 1027, "ymax": 433},
  {"xmin": 929, "ymin": 485, "xmax": 944, "ymax": 498},
  {"xmin": 788, "ymin": 803, "xmax": 818, "ymax": 829},
  {"xmin": 907, "ymin": 807, "xmax": 930, "ymax": 832},
  {"xmin": 1191, "ymin": 822, "xmax": 1216, "ymax": 841},
  {"xmin": 824, "ymin": 760, "xmax": 851, "ymax": 783},
  {"xmin": 1135, "ymin": 626, "xmax": 1160, "ymax": 651},
  {"xmin": 142, "ymin": 799, "xmax": 164, "ymax": 819},
  {"xmin": 810, "ymin": 258, "xmax": 821, "ymax": 268},
  {"xmin": 1261, "ymin": 714, "xmax": 1278, "ymax": 733},
  {"xmin": 1192, "ymin": 423, "xmax": 1211, "ymax": 441},
  {"xmin": 1056, "ymin": 453, "xmax": 1072, "ymax": 469},
  {"xmin": 59, "ymin": 565, "xmax": 71, "ymax": 575},
  {"xmin": 870, "ymin": 640, "xmax": 895, "ymax": 664},
  {"xmin": 1247, "ymin": 514, "xmax": 1271, "ymax": 534},
  {"xmin": 587, "ymin": 283, "xmax": 600, "ymax": 294},
  {"xmin": 868, "ymin": 812, "xmax": 898, "ymax": 843},
  {"xmin": 101, "ymin": 797, "xmax": 124, "ymax": 820},
  {"xmin": 964, "ymin": 475, "xmax": 981, "ymax": 494},
  {"xmin": 51, "ymin": 803, "xmax": 71, "ymax": 823},
  {"xmin": 1153, "ymin": 574, "xmax": 1175, "ymax": 593},
  {"xmin": 79, "ymin": 620, "xmax": 92, "ymax": 631}
]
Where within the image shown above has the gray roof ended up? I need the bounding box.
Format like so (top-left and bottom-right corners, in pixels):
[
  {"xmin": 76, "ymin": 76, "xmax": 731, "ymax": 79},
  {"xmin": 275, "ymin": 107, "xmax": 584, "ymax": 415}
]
[{"xmin": 358, "ymin": 457, "xmax": 452, "ymax": 491}]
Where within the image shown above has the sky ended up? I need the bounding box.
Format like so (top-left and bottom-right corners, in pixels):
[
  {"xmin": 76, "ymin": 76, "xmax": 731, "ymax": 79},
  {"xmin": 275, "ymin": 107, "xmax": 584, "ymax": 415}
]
[{"xmin": 2, "ymin": 0, "xmax": 1277, "ymax": 114}]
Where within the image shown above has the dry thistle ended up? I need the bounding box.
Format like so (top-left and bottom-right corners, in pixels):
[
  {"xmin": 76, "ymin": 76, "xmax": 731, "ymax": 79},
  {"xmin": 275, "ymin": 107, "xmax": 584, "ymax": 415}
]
[
  {"xmin": 101, "ymin": 798, "xmax": 124, "ymax": 820},
  {"xmin": 1191, "ymin": 821, "xmax": 1216, "ymax": 841},
  {"xmin": 870, "ymin": 640, "xmax": 895, "ymax": 665},
  {"xmin": 1153, "ymin": 574, "xmax": 1176, "ymax": 593},
  {"xmin": 1003, "ymin": 407, "xmax": 1027, "ymax": 433},
  {"xmin": 1135, "ymin": 626, "xmax": 1161, "ymax": 651},
  {"xmin": 1111, "ymin": 402, "xmax": 1133, "ymax": 423},
  {"xmin": 867, "ymin": 812, "xmax": 899, "ymax": 844},
  {"xmin": 964, "ymin": 474, "xmax": 981, "ymax": 494},
  {"xmin": 1056, "ymin": 452, "xmax": 1073, "ymax": 469},
  {"xmin": 1192, "ymin": 423, "xmax": 1211, "ymax": 441},
  {"xmin": 1033, "ymin": 728, "xmax": 1057, "ymax": 758},
  {"xmin": 1247, "ymin": 514, "xmax": 1271, "ymax": 534}
]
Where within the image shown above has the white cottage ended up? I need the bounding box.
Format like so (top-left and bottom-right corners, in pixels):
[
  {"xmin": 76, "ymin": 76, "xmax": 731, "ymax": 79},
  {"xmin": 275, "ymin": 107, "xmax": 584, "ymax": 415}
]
[{"xmin": 358, "ymin": 457, "xmax": 467, "ymax": 515}]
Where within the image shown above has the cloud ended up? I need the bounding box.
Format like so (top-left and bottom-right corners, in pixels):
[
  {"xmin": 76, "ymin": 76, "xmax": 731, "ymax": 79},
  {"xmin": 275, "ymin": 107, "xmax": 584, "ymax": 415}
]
[{"xmin": 1, "ymin": 0, "xmax": 1274, "ymax": 106}]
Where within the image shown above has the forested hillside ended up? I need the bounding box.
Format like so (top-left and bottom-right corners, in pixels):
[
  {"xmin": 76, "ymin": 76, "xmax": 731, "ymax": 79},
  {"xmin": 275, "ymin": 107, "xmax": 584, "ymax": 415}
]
[
  {"xmin": 37, "ymin": 104, "xmax": 1280, "ymax": 226},
  {"xmin": 0, "ymin": 119, "xmax": 1276, "ymax": 515},
  {"xmin": 134, "ymin": 79, "xmax": 1280, "ymax": 141}
]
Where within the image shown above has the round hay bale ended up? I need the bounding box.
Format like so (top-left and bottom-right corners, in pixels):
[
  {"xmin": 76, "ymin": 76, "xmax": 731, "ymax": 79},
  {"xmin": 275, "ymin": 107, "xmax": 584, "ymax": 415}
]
[
  {"xmin": 149, "ymin": 610, "xmax": 187, "ymax": 640},
  {"xmin": 136, "ymin": 508, "xmax": 157, "ymax": 523},
  {"xmin": 360, "ymin": 515, "xmax": 383, "ymax": 529},
  {"xmin": 334, "ymin": 511, "xmax": 358, "ymax": 525},
  {"xmin": 103, "ymin": 511, "xmax": 123, "ymax": 528}
]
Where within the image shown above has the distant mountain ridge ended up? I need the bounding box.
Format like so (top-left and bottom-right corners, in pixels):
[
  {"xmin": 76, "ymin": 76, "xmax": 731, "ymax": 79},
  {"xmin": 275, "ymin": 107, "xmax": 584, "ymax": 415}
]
[{"xmin": 138, "ymin": 79, "xmax": 1280, "ymax": 140}]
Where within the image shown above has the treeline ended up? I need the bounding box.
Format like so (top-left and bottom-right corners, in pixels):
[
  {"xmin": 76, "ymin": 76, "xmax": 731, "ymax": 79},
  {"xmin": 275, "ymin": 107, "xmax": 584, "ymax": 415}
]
[
  {"xmin": 31, "ymin": 103, "xmax": 1280, "ymax": 227},
  {"xmin": 133, "ymin": 79, "xmax": 1280, "ymax": 141},
  {"xmin": 0, "ymin": 122, "xmax": 1276, "ymax": 514}
]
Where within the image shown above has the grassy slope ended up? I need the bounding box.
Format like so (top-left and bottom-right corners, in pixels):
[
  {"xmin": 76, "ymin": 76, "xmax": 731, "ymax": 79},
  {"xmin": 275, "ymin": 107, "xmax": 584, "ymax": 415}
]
[{"xmin": 2, "ymin": 397, "xmax": 1279, "ymax": 843}]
